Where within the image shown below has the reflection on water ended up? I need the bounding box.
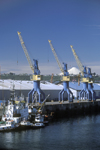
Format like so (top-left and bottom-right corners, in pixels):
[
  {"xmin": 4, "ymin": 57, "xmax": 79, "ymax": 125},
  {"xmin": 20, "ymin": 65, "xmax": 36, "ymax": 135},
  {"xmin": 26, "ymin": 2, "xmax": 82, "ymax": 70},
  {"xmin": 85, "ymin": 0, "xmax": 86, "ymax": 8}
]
[{"xmin": 0, "ymin": 114, "xmax": 100, "ymax": 150}]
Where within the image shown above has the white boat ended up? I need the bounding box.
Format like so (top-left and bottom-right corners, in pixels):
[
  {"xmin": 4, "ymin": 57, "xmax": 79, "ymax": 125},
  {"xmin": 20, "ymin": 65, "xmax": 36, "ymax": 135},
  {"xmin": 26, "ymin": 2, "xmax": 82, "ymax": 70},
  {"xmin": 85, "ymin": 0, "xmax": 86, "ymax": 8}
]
[
  {"xmin": 2, "ymin": 100, "xmax": 29, "ymax": 124},
  {"xmin": 20, "ymin": 117, "xmax": 45, "ymax": 129},
  {"xmin": 20, "ymin": 120, "xmax": 33, "ymax": 126},
  {"xmin": 35, "ymin": 114, "xmax": 49, "ymax": 125},
  {"xmin": 35, "ymin": 114, "xmax": 44, "ymax": 123},
  {"xmin": 0, "ymin": 120, "xmax": 19, "ymax": 132},
  {"xmin": 2, "ymin": 85, "xmax": 29, "ymax": 123},
  {"xmin": 19, "ymin": 118, "xmax": 33, "ymax": 129}
]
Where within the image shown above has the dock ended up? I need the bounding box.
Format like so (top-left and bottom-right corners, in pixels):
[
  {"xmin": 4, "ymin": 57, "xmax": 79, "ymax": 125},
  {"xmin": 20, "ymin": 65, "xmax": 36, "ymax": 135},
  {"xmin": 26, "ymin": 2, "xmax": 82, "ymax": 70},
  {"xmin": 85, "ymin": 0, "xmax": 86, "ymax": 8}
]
[
  {"xmin": 32, "ymin": 99, "xmax": 100, "ymax": 118},
  {"xmin": 0, "ymin": 99, "xmax": 100, "ymax": 120}
]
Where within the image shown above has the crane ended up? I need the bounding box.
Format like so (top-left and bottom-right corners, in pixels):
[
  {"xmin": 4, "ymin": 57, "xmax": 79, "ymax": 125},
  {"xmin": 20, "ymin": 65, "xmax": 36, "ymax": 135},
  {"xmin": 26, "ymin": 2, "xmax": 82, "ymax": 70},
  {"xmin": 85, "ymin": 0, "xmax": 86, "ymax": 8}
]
[
  {"xmin": 50, "ymin": 73, "xmax": 54, "ymax": 83},
  {"xmin": 17, "ymin": 31, "xmax": 45, "ymax": 103},
  {"xmin": 48, "ymin": 40, "xmax": 73, "ymax": 102},
  {"xmin": 37, "ymin": 94, "xmax": 50, "ymax": 113},
  {"xmin": 70, "ymin": 45, "xmax": 96, "ymax": 101},
  {"xmin": 70, "ymin": 45, "xmax": 84, "ymax": 76},
  {"xmin": 48, "ymin": 40, "xmax": 64, "ymax": 74}
]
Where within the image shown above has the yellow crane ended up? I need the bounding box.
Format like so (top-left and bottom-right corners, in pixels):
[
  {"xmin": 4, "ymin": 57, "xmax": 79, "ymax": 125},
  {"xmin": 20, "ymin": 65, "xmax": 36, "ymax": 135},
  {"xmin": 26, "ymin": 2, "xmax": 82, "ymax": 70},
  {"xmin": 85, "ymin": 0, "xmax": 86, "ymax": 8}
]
[
  {"xmin": 50, "ymin": 73, "xmax": 54, "ymax": 83},
  {"xmin": 70, "ymin": 45, "xmax": 96, "ymax": 101},
  {"xmin": 70, "ymin": 45, "xmax": 84, "ymax": 76},
  {"xmin": 37, "ymin": 94, "xmax": 50, "ymax": 113},
  {"xmin": 48, "ymin": 40, "xmax": 64, "ymax": 74},
  {"xmin": 48, "ymin": 40, "xmax": 70, "ymax": 82},
  {"xmin": 48, "ymin": 40, "xmax": 73, "ymax": 102},
  {"xmin": 17, "ymin": 31, "xmax": 45, "ymax": 103},
  {"xmin": 17, "ymin": 31, "xmax": 41, "ymax": 81}
]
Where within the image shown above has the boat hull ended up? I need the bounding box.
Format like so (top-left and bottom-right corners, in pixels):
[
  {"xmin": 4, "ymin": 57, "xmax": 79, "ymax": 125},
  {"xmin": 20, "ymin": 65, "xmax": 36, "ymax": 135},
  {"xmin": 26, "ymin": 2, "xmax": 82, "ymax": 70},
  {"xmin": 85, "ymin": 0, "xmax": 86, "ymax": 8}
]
[{"xmin": 0, "ymin": 125, "xmax": 19, "ymax": 132}]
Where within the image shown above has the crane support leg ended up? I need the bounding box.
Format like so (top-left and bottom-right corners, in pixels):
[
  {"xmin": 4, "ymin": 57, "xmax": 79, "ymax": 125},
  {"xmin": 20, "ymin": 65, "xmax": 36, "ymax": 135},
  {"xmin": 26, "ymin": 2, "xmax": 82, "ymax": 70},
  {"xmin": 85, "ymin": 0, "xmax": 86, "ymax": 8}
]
[
  {"xmin": 67, "ymin": 89, "xmax": 73, "ymax": 102},
  {"xmin": 79, "ymin": 89, "xmax": 85, "ymax": 100},
  {"xmin": 59, "ymin": 82, "xmax": 73, "ymax": 102},
  {"xmin": 63, "ymin": 81, "xmax": 73, "ymax": 102},
  {"xmin": 28, "ymin": 89, "xmax": 34, "ymax": 103},
  {"xmin": 37, "ymin": 89, "xmax": 45, "ymax": 104},
  {"xmin": 79, "ymin": 82, "xmax": 91, "ymax": 101},
  {"xmin": 69, "ymin": 89, "xmax": 73, "ymax": 102},
  {"xmin": 33, "ymin": 81, "xmax": 45, "ymax": 103},
  {"xmin": 32, "ymin": 90, "xmax": 36, "ymax": 103},
  {"xmin": 28, "ymin": 81, "xmax": 45, "ymax": 103},
  {"xmin": 37, "ymin": 90, "xmax": 41, "ymax": 104},
  {"xmin": 59, "ymin": 89, "xmax": 64, "ymax": 101},
  {"xmin": 91, "ymin": 91, "xmax": 96, "ymax": 101},
  {"xmin": 88, "ymin": 83, "xmax": 96, "ymax": 101},
  {"xmin": 89, "ymin": 90, "xmax": 96, "ymax": 101},
  {"xmin": 62, "ymin": 90, "xmax": 65, "ymax": 102},
  {"xmin": 60, "ymin": 89, "xmax": 73, "ymax": 102}
]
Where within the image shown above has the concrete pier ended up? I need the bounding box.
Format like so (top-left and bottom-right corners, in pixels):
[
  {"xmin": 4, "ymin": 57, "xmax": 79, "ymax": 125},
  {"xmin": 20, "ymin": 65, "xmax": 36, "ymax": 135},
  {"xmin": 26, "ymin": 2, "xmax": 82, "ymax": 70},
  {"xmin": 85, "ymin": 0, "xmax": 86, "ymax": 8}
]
[{"xmin": 33, "ymin": 99, "xmax": 100, "ymax": 118}]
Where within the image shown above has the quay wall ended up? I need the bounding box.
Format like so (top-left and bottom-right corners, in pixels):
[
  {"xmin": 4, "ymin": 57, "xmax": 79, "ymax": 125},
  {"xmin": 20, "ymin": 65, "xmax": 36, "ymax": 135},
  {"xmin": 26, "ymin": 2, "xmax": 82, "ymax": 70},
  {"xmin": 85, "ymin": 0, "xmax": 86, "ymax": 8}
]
[{"xmin": 42, "ymin": 100, "xmax": 100, "ymax": 118}]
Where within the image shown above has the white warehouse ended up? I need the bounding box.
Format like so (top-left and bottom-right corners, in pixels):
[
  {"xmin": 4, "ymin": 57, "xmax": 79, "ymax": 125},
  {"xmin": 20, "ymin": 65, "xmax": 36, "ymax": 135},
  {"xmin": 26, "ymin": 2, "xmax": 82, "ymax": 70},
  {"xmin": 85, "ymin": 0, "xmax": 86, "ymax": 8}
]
[{"xmin": 0, "ymin": 79, "xmax": 100, "ymax": 102}]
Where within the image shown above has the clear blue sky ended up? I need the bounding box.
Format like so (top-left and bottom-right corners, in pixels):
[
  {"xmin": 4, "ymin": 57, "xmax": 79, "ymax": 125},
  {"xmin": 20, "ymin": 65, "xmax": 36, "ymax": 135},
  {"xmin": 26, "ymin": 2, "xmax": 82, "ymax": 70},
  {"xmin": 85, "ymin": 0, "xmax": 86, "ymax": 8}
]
[{"xmin": 0, "ymin": 0, "xmax": 100, "ymax": 75}]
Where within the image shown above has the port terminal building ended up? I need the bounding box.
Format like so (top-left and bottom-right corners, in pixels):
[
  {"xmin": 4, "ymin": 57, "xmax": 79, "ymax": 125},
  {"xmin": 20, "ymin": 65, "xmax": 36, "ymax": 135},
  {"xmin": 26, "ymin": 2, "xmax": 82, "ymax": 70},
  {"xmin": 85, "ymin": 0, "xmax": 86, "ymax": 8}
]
[{"xmin": 0, "ymin": 79, "xmax": 100, "ymax": 102}]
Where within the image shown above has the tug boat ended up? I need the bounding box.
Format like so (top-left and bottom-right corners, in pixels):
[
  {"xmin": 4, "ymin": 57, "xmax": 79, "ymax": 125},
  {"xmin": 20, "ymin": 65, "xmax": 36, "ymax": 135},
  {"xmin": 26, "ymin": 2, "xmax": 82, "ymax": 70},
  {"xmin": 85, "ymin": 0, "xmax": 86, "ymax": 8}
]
[
  {"xmin": 35, "ymin": 114, "xmax": 49, "ymax": 125},
  {"xmin": 35, "ymin": 114, "xmax": 44, "ymax": 123},
  {"xmin": 0, "ymin": 120, "xmax": 19, "ymax": 132},
  {"xmin": 2, "ymin": 85, "xmax": 29, "ymax": 124},
  {"xmin": 2, "ymin": 99, "xmax": 29, "ymax": 124},
  {"xmin": 20, "ymin": 118, "xmax": 45, "ymax": 129},
  {"xmin": 19, "ymin": 119, "xmax": 33, "ymax": 129}
]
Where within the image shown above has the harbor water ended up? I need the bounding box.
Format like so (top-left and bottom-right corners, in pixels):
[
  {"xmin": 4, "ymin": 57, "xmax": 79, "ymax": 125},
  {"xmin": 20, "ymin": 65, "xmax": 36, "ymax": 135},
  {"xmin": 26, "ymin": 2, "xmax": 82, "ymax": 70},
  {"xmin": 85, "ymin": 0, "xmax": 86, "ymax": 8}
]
[{"xmin": 0, "ymin": 114, "xmax": 100, "ymax": 150}]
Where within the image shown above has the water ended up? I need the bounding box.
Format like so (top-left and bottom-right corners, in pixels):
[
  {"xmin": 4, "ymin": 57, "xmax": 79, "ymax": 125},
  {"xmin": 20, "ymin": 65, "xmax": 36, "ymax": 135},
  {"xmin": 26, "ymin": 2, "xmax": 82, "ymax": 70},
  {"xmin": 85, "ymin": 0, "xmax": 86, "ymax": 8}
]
[{"xmin": 0, "ymin": 114, "xmax": 100, "ymax": 150}]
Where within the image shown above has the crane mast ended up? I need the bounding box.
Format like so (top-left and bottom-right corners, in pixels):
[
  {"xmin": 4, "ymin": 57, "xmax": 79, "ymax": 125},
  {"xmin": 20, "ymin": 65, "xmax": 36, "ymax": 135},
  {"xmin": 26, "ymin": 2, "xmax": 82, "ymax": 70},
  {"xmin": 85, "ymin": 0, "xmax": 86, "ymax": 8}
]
[
  {"xmin": 17, "ymin": 31, "xmax": 34, "ymax": 73},
  {"xmin": 48, "ymin": 40, "xmax": 73, "ymax": 102},
  {"xmin": 70, "ymin": 45, "xmax": 84, "ymax": 76},
  {"xmin": 70, "ymin": 45, "xmax": 96, "ymax": 101},
  {"xmin": 48, "ymin": 40, "xmax": 64, "ymax": 74},
  {"xmin": 70, "ymin": 45, "xmax": 90, "ymax": 82},
  {"xmin": 17, "ymin": 31, "xmax": 45, "ymax": 103}
]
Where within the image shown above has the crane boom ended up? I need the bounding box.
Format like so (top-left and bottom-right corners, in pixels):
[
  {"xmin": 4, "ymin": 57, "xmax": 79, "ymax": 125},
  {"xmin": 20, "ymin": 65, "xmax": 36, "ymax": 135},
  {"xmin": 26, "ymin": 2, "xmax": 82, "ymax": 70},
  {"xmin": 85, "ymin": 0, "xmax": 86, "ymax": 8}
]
[
  {"xmin": 37, "ymin": 94, "xmax": 50, "ymax": 112},
  {"xmin": 48, "ymin": 40, "xmax": 64, "ymax": 74},
  {"xmin": 70, "ymin": 45, "xmax": 84, "ymax": 76},
  {"xmin": 17, "ymin": 31, "xmax": 34, "ymax": 73}
]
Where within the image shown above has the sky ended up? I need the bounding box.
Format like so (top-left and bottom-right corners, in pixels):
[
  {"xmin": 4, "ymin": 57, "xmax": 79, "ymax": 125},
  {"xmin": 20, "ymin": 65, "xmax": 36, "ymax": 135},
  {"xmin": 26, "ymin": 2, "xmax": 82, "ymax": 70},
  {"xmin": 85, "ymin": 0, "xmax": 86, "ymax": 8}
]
[{"xmin": 0, "ymin": 0, "xmax": 100, "ymax": 75}]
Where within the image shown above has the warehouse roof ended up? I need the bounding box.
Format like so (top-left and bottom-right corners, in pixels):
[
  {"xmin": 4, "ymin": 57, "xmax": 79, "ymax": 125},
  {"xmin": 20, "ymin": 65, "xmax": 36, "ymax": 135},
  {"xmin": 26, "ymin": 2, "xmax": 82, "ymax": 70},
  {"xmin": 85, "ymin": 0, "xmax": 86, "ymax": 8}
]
[
  {"xmin": 69, "ymin": 82, "xmax": 100, "ymax": 91},
  {"xmin": 0, "ymin": 80, "xmax": 62, "ymax": 90}
]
